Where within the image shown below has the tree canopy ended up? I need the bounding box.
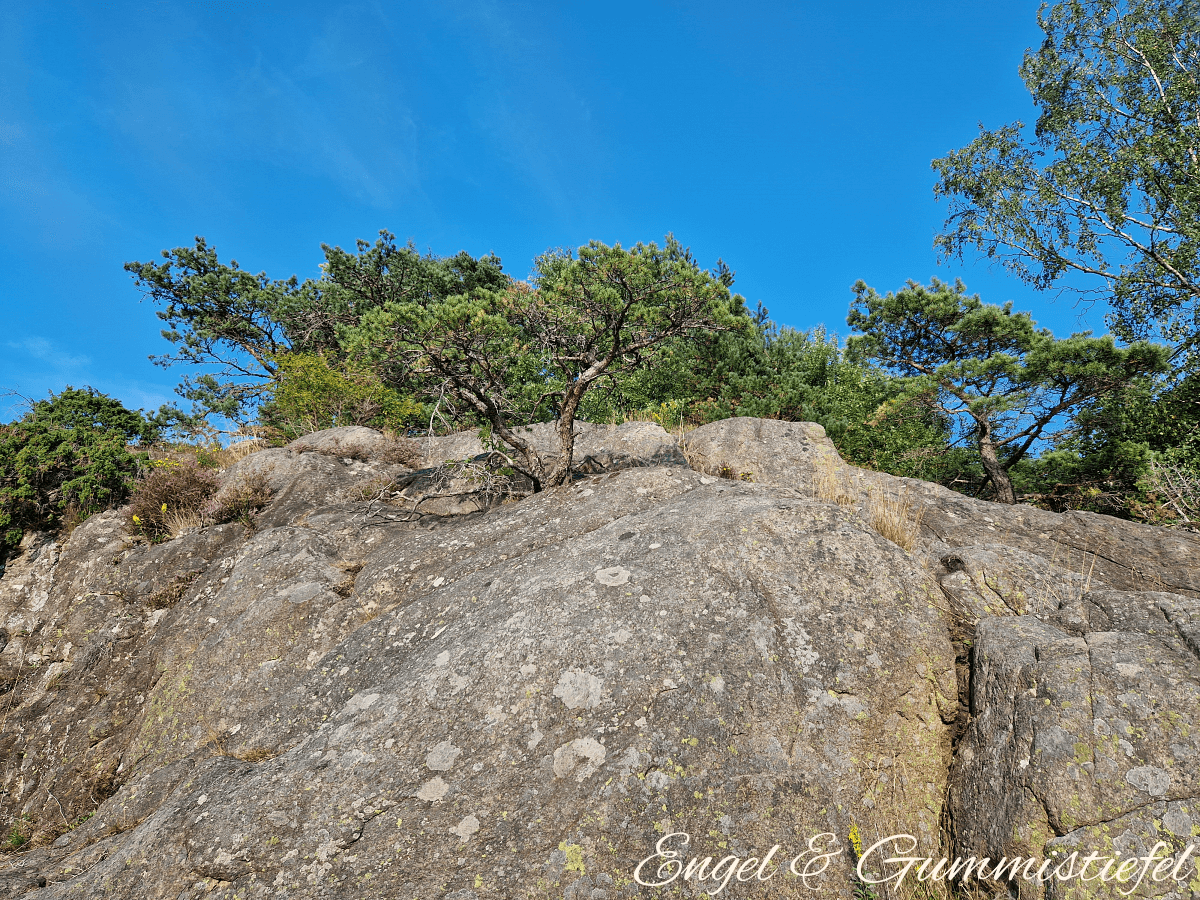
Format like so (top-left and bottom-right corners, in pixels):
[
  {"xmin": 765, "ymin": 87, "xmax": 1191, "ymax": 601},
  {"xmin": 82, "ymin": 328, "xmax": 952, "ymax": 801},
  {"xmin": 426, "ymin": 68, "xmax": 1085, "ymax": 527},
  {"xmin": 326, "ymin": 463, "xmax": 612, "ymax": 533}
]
[
  {"xmin": 848, "ymin": 278, "xmax": 1169, "ymax": 503},
  {"xmin": 343, "ymin": 236, "xmax": 744, "ymax": 488},
  {"xmin": 933, "ymin": 0, "xmax": 1200, "ymax": 356},
  {"xmin": 124, "ymin": 231, "xmax": 507, "ymax": 433}
]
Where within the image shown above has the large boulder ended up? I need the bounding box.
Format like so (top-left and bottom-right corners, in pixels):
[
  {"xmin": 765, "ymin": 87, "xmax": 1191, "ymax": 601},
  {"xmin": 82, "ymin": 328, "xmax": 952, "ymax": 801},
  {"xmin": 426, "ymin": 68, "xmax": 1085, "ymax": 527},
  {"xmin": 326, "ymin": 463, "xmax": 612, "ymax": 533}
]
[
  {"xmin": 0, "ymin": 418, "xmax": 1196, "ymax": 899},
  {"xmin": 949, "ymin": 590, "xmax": 1200, "ymax": 900},
  {"xmin": 681, "ymin": 417, "xmax": 844, "ymax": 489}
]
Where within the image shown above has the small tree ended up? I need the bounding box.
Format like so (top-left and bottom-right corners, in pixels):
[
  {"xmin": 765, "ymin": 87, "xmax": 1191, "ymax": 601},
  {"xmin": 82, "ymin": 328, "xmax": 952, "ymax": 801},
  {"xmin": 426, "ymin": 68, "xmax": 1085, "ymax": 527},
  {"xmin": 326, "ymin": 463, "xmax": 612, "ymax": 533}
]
[
  {"xmin": 848, "ymin": 278, "xmax": 1168, "ymax": 504},
  {"xmin": 126, "ymin": 233, "xmax": 511, "ymax": 432},
  {"xmin": 346, "ymin": 237, "xmax": 743, "ymax": 489},
  {"xmin": 933, "ymin": 0, "xmax": 1200, "ymax": 355}
]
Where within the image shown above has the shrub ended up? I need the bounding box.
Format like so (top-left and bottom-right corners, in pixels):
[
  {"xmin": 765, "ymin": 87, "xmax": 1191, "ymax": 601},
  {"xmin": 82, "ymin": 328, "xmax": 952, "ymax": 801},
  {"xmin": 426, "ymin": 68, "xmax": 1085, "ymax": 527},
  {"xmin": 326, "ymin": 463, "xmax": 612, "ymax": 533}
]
[
  {"xmin": 379, "ymin": 433, "xmax": 423, "ymax": 468},
  {"xmin": 259, "ymin": 352, "xmax": 423, "ymax": 441},
  {"xmin": 205, "ymin": 473, "xmax": 274, "ymax": 527},
  {"xmin": 128, "ymin": 465, "xmax": 274, "ymax": 541},
  {"xmin": 22, "ymin": 386, "xmax": 160, "ymax": 443},
  {"xmin": 1, "ymin": 388, "xmax": 155, "ymax": 560},
  {"xmin": 127, "ymin": 464, "xmax": 219, "ymax": 542}
]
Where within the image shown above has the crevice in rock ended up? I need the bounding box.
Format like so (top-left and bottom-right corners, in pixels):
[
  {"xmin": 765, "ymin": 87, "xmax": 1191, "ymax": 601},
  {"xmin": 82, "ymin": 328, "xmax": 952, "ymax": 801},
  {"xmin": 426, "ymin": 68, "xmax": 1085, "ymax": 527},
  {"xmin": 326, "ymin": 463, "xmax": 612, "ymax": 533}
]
[{"xmin": 1159, "ymin": 602, "xmax": 1200, "ymax": 666}]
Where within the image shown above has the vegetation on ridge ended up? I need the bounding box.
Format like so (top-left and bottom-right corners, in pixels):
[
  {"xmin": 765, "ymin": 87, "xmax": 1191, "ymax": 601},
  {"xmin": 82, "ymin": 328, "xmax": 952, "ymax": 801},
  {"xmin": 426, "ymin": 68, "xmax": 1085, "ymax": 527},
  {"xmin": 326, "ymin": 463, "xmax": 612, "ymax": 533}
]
[{"xmin": 5, "ymin": 0, "xmax": 1200, "ymax": 559}]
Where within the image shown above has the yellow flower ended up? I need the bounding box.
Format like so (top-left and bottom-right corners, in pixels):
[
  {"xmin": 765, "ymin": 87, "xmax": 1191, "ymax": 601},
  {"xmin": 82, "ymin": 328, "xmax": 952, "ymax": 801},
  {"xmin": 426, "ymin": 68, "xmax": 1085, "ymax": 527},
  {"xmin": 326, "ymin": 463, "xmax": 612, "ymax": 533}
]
[
  {"xmin": 132, "ymin": 515, "xmax": 141, "ymax": 524},
  {"xmin": 849, "ymin": 823, "xmax": 863, "ymax": 860},
  {"xmin": 161, "ymin": 503, "xmax": 167, "ymax": 513}
]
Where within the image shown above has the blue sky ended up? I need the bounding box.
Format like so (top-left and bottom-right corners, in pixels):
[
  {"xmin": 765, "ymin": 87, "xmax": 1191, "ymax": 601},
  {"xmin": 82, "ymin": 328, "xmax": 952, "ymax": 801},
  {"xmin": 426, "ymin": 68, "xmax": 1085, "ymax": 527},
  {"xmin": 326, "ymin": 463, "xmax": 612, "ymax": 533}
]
[{"xmin": 1, "ymin": 0, "xmax": 1099, "ymax": 422}]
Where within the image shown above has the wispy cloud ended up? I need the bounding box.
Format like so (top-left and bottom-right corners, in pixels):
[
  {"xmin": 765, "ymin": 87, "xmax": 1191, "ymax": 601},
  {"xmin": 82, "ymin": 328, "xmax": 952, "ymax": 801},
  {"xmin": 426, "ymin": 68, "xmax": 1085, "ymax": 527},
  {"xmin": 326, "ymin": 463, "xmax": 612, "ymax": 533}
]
[{"xmin": 7, "ymin": 337, "xmax": 91, "ymax": 372}]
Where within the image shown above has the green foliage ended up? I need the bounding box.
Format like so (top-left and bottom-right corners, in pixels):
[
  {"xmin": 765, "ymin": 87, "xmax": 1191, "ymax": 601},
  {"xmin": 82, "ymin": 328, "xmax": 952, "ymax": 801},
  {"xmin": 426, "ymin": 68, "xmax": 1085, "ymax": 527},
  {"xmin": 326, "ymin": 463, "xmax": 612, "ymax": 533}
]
[
  {"xmin": 933, "ymin": 0, "xmax": 1200, "ymax": 355},
  {"xmin": 0, "ymin": 388, "xmax": 151, "ymax": 560},
  {"xmin": 23, "ymin": 386, "xmax": 160, "ymax": 444},
  {"xmin": 126, "ymin": 232, "xmax": 511, "ymax": 431},
  {"xmin": 344, "ymin": 235, "xmax": 742, "ymax": 488},
  {"xmin": 125, "ymin": 237, "xmax": 311, "ymax": 427},
  {"xmin": 1022, "ymin": 363, "xmax": 1200, "ymax": 515},
  {"xmin": 575, "ymin": 308, "xmax": 966, "ymax": 484},
  {"xmin": 848, "ymin": 277, "xmax": 1169, "ymax": 503},
  {"xmin": 259, "ymin": 352, "xmax": 423, "ymax": 441}
]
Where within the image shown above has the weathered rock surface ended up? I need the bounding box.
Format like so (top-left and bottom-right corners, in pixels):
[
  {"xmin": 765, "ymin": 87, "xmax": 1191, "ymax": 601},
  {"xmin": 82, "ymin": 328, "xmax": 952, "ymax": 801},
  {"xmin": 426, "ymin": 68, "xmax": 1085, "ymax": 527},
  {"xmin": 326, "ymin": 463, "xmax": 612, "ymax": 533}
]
[
  {"xmin": 418, "ymin": 420, "xmax": 685, "ymax": 474},
  {"xmin": 0, "ymin": 419, "xmax": 1196, "ymax": 899}
]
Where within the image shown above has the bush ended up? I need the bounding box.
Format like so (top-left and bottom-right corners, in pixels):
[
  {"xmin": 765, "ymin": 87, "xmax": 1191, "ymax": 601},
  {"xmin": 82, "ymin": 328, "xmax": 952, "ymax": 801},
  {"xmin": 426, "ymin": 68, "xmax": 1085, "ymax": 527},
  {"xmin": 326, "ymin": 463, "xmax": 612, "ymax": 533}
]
[
  {"xmin": 1, "ymin": 388, "xmax": 155, "ymax": 561},
  {"xmin": 127, "ymin": 463, "xmax": 219, "ymax": 542},
  {"xmin": 259, "ymin": 352, "xmax": 423, "ymax": 441},
  {"xmin": 127, "ymin": 463, "xmax": 275, "ymax": 541},
  {"xmin": 204, "ymin": 473, "xmax": 274, "ymax": 527}
]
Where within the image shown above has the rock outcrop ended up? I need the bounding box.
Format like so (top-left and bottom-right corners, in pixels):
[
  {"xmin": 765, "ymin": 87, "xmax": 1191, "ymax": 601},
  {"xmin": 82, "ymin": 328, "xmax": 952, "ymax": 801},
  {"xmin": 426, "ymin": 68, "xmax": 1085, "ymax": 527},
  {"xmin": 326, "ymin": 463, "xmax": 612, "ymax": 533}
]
[{"xmin": 0, "ymin": 418, "xmax": 1196, "ymax": 899}]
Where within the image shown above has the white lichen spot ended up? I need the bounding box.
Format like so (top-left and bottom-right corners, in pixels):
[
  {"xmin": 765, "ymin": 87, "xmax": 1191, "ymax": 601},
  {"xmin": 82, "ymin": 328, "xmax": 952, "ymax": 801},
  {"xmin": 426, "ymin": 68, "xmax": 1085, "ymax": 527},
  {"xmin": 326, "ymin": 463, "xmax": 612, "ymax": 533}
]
[
  {"xmin": 416, "ymin": 776, "xmax": 450, "ymax": 802},
  {"xmin": 610, "ymin": 628, "xmax": 632, "ymax": 645},
  {"xmin": 646, "ymin": 770, "xmax": 673, "ymax": 790},
  {"xmin": 595, "ymin": 566, "xmax": 631, "ymax": 587},
  {"xmin": 708, "ymin": 676, "xmax": 725, "ymax": 693},
  {"xmin": 343, "ymin": 692, "xmax": 379, "ymax": 715},
  {"xmin": 553, "ymin": 669, "xmax": 604, "ymax": 710},
  {"xmin": 450, "ymin": 814, "xmax": 480, "ymax": 842},
  {"xmin": 435, "ymin": 651, "xmax": 451, "ymax": 667},
  {"xmin": 1126, "ymin": 766, "xmax": 1171, "ymax": 796},
  {"xmin": 552, "ymin": 738, "xmax": 607, "ymax": 782},
  {"xmin": 528, "ymin": 730, "xmax": 544, "ymax": 750},
  {"xmin": 779, "ymin": 617, "xmax": 819, "ymax": 671},
  {"xmin": 520, "ymin": 663, "xmax": 537, "ymax": 677},
  {"xmin": 425, "ymin": 741, "xmax": 463, "ymax": 772},
  {"xmin": 615, "ymin": 746, "xmax": 645, "ymax": 775}
]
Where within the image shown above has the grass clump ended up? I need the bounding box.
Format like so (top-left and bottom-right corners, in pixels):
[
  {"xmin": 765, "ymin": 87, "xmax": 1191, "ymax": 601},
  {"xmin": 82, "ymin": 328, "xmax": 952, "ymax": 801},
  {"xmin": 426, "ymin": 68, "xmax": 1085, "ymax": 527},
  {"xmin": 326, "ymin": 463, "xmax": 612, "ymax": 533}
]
[
  {"xmin": 204, "ymin": 472, "xmax": 273, "ymax": 528},
  {"xmin": 868, "ymin": 484, "xmax": 925, "ymax": 551},
  {"xmin": 128, "ymin": 465, "xmax": 273, "ymax": 542},
  {"xmin": 127, "ymin": 463, "xmax": 218, "ymax": 542},
  {"xmin": 379, "ymin": 433, "xmax": 423, "ymax": 468}
]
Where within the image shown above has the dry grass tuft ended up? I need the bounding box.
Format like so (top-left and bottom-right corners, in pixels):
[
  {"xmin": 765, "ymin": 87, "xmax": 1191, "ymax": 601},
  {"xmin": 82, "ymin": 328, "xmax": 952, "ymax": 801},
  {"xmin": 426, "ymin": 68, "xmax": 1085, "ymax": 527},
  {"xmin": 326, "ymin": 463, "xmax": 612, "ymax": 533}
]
[
  {"xmin": 200, "ymin": 721, "xmax": 278, "ymax": 762},
  {"xmin": 347, "ymin": 476, "xmax": 402, "ymax": 503},
  {"xmin": 868, "ymin": 484, "xmax": 925, "ymax": 551},
  {"xmin": 162, "ymin": 506, "xmax": 204, "ymax": 538},
  {"xmin": 144, "ymin": 570, "xmax": 202, "ymax": 609},
  {"xmin": 379, "ymin": 433, "xmax": 422, "ymax": 468},
  {"xmin": 204, "ymin": 472, "xmax": 274, "ymax": 529},
  {"xmin": 230, "ymin": 746, "xmax": 277, "ymax": 762},
  {"xmin": 218, "ymin": 438, "xmax": 267, "ymax": 467},
  {"xmin": 812, "ymin": 461, "xmax": 857, "ymax": 507},
  {"xmin": 128, "ymin": 464, "xmax": 219, "ymax": 542}
]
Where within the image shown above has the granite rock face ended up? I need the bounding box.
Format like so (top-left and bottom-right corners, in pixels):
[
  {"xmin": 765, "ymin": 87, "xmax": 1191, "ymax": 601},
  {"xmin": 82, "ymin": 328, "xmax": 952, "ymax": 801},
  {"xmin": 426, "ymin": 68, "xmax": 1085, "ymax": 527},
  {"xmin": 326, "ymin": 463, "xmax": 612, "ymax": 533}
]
[{"xmin": 0, "ymin": 419, "xmax": 1196, "ymax": 899}]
